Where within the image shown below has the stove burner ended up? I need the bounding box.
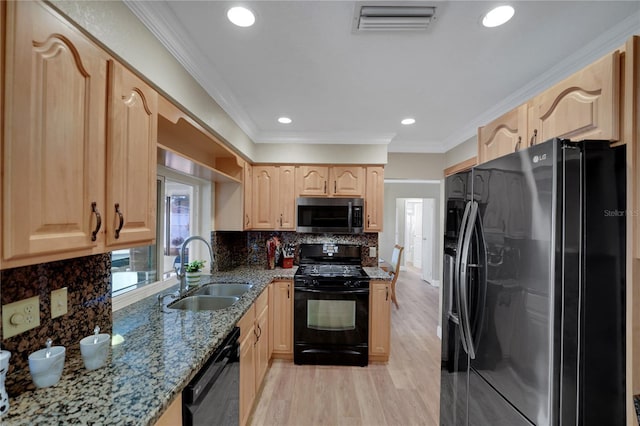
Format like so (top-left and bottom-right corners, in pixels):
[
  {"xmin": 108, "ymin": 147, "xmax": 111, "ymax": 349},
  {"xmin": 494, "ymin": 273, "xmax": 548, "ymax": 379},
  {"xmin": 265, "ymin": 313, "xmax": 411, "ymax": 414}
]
[{"xmin": 297, "ymin": 264, "xmax": 367, "ymax": 278}]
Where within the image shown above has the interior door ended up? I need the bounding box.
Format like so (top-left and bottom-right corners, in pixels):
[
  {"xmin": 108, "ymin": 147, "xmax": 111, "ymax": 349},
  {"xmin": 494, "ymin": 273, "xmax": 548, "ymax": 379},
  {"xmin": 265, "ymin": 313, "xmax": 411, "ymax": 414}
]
[
  {"xmin": 422, "ymin": 198, "xmax": 435, "ymax": 283},
  {"xmin": 413, "ymin": 201, "xmax": 423, "ymax": 269}
]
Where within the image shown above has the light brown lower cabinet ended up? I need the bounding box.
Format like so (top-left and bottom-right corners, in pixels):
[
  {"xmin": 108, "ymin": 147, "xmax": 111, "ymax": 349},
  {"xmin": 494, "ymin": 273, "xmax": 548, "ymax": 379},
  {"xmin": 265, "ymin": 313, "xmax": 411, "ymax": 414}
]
[
  {"xmin": 369, "ymin": 280, "xmax": 391, "ymax": 362},
  {"xmin": 239, "ymin": 289, "xmax": 269, "ymax": 426},
  {"xmin": 270, "ymin": 280, "xmax": 294, "ymax": 359},
  {"xmin": 154, "ymin": 394, "xmax": 182, "ymax": 426}
]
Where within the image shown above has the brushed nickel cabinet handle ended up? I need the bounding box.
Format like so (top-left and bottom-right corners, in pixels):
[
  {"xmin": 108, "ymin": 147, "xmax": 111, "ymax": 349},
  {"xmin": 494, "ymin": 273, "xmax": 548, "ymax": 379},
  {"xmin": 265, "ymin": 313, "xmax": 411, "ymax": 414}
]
[
  {"xmin": 324, "ymin": 181, "xmax": 327, "ymax": 194},
  {"xmin": 515, "ymin": 136, "xmax": 522, "ymax": 152},
  {"xmin": 91, "ymin": 202, "xmax": 102, "ymax": 242},
  {"xmin": 334, "ymin": 181, "xmax": 337, "ymax": 193},
  {"xmin": 386, "ymin": 286, "xmax": 389, "ymax": 301},
  {"xmin": 114, "ymin": 203, "xmax": 124, "ymax": 239}
]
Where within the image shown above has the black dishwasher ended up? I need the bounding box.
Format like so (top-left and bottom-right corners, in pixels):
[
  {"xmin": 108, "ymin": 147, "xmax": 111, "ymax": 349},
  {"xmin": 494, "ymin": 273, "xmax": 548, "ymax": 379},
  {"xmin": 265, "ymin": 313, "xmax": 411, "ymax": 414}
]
[{"xmin": 183, "ymin": 326, "xmax": 240, "ymax": 426}]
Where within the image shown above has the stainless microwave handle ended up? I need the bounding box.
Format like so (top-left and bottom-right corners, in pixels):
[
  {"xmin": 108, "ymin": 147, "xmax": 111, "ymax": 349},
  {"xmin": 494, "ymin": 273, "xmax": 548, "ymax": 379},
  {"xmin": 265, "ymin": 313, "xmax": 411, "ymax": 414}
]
[{"xmin": 348, "ymin": 201, "xmax": 353, "ymax": 232}]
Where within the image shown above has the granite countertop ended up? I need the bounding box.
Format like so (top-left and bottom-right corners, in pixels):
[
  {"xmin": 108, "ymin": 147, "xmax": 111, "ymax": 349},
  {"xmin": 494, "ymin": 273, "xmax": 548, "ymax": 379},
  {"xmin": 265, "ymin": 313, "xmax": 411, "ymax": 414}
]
[{"xmin": 4, "ymin": 266, "xmax": 390, "ymax": 425}]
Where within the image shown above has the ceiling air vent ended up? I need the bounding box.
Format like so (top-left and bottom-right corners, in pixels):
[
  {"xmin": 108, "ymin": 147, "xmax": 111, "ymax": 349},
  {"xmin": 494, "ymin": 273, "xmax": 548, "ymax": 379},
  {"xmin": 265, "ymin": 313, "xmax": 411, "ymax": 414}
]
[{"xmin": 353, "ymin": 2, "xmax": 436, "ymax": 32}]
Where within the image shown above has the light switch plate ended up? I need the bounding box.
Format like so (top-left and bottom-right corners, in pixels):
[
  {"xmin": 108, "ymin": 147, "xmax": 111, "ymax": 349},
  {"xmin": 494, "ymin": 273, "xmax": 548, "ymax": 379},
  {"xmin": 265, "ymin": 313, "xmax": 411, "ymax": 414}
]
[
  {"xmin": 51, "ymin": 288, "xmax": 68, "ymax": 318},
  {"xmin": 370, "ymin": 247, "xmax": 377, "ymax": 258},
  {"xmin": 2, "ymin": 296, "xmax": 40, "ymax": 338}
]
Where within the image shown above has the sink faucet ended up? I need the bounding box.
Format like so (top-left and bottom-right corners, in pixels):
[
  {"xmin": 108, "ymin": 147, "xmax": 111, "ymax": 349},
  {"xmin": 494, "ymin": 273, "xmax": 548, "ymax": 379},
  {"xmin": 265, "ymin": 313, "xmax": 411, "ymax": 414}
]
[{"xmin": 175, "ymin": 235, "xmax": 215, "ymax": 297}]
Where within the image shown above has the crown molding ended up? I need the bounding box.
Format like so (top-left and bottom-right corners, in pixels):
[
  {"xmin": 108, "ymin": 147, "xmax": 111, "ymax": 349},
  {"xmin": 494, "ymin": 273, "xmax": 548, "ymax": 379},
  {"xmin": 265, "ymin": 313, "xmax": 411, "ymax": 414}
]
[
  {"xmin": 123, "ymin": 0, "xmax": 260, "ymax": 141},
  {"xmin": 439, "ymin": 9, "xmax": 640, "ymax": 152},
  {"xmin": 255, "ymin": 131, "xmax": 394, "ymax": 145},
  {"xmin": 387, "ymin": 140, "xmax": 447, "ymax": 153}
]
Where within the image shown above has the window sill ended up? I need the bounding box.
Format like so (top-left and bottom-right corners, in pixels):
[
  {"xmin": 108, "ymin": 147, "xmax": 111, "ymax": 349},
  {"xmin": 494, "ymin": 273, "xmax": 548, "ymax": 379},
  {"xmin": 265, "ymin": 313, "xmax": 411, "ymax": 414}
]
[{"xmin": 112, "ymin": 277, "xmax": 178, "ymax": 312}]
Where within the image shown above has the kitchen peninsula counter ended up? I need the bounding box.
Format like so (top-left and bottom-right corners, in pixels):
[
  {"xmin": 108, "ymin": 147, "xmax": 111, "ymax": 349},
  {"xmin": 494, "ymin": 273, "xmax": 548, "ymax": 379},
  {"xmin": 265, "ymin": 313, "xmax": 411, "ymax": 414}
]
[
  {"xmin": 4, "ymin": 266, "xmax": 391, "ymax": 425},
  {"xmin": 3, "ymin": 267, "xmax": 296, "ymax": 425}
]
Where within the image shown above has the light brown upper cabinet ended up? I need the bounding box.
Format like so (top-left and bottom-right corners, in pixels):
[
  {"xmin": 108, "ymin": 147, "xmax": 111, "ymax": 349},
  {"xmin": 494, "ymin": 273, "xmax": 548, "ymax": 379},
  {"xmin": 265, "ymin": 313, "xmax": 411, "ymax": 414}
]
[
  {"xmin": 331, "ymin": 166, "xmax": 365, "ymax": 196},
  {"xmin": 2, "ymin": 2, "xmax": 157, "ymax": 269},
  {"xmin": 278, "ymin": 166, "xmax": 296, "ymax": 229},
  {"xmin": 244, "ymin": 163, "xmax": 253, "ymax": 230},
  {"xmin": 296, "ymin": 166, "xmax": 329, "ymax": 196},
  {"xmin": 478, "ymin": 104, "xmax": 528, "ymax": 164},
  {"xmin": 105, "ymin": 61, "xmax": 158, "ymax": 248},
  {"xmin": 252, "ymin": 166, "xmax": 295, "ymax": 230},
  {"xmin": 528, "ymin": 50, "xmax": 621, "ymax": 145},
  {"xmin": 365, "ymin": 166, "xmax": 384, "ymax": 232},
  {"xmin": 296, "ymin": 166, "xmax": 364, "ymax": 197}
]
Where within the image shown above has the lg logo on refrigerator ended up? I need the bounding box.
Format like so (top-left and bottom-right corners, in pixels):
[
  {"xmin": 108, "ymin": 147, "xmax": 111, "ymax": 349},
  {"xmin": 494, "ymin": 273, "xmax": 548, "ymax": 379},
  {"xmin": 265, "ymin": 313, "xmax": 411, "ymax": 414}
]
[{"xmin": 533, "ymin": 153, "xmax": 547, "ymax": 163}]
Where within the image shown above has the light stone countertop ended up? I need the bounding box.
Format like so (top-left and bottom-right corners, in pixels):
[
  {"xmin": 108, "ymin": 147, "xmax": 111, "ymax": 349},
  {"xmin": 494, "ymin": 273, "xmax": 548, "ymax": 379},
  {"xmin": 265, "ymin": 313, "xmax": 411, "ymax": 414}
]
[{"xmin": 4, "ymin": 266, "xmax": 390, "ymax": 425}]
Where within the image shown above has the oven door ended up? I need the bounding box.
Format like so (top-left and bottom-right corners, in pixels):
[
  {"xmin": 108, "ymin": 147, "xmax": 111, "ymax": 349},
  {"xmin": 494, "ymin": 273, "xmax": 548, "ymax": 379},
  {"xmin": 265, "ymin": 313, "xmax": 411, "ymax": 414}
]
[{"xmin": 294, "ymin": 285, "xmax": 369, "ymax": 366}]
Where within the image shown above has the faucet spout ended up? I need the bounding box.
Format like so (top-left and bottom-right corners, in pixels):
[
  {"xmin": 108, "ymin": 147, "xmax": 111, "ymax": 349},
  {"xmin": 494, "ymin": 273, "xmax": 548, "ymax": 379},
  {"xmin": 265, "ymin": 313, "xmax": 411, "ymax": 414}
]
[{"xmin": 176, "ymin": 236, "xmax": 215, "ymax": 297}]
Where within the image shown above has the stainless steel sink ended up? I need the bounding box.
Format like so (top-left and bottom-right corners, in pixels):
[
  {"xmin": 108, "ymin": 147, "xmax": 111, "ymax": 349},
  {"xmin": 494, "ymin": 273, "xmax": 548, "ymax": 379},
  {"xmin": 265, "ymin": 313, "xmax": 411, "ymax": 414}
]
[
  {"xmin": 168, "ymin": 295, "xmax": 239, "ymax": 311},
  {"xmin": 193, "ymin": 283, "xmax": 253, "ymax": 297}
]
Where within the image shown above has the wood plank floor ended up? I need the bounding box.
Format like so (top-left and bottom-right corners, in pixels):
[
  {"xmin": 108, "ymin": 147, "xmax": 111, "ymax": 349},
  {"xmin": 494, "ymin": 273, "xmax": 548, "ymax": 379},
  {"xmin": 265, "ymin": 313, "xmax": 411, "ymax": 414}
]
[{"xmin": 250, "ymin": 269, "xmax": 441, "ymax": 426}]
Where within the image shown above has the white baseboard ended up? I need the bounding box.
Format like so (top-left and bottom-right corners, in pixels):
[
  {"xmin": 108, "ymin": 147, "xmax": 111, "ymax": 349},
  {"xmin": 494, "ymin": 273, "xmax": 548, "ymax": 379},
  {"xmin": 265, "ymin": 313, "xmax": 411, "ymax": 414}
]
[
  {"xmin": 436, "ymin": 325, "xmax": 442, "ymax": 340},
  {"xmin": 430, "ymin": 279, "xmax": 440, "ymax": 288}
]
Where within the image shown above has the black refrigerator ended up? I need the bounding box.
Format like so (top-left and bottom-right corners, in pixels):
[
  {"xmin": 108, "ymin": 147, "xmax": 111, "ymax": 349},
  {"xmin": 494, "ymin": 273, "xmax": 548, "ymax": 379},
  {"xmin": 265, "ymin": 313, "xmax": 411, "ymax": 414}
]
[{"xmin": 439, "ymin": 138, "xmax": 626, "ymax": 426}]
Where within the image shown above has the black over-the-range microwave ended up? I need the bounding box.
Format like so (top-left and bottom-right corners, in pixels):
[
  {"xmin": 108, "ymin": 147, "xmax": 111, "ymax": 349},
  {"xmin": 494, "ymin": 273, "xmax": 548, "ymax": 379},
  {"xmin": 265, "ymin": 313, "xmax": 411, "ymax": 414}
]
[{"xmin": 296, "ymin": 197, "xmax": 364, "ymax": 234}]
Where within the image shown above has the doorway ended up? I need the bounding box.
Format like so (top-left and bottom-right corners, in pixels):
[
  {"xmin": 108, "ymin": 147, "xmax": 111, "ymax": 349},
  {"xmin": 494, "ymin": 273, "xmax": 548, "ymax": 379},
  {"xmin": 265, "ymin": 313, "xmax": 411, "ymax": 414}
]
[{"xmin": 401, "ymin": 198, "xmax": 437, "ymax": 286}]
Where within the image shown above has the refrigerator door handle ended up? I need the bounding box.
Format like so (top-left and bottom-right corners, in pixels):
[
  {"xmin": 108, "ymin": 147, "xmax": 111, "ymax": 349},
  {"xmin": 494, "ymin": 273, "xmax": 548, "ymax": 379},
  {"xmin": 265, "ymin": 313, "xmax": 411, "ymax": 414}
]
[
  {"xmin": 459, "ymin": 201, "xmax": 479, "ymax": 359},
  {"xmin": 454, "ymin": 201, "xmax": 472, "ymax": 355}
]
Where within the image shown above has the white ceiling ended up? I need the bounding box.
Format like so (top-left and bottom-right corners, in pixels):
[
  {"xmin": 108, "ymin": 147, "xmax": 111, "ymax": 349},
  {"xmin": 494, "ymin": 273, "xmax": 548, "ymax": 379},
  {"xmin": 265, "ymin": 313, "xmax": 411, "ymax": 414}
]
[{"xmin": 125, "ymin": 1, "xmax": 640, "ymax": 153}]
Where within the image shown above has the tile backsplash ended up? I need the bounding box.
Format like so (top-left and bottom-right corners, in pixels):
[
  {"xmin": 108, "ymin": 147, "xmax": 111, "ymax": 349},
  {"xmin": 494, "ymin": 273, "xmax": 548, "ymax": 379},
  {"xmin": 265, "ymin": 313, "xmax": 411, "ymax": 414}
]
[
  {"xmin": 0, "ymin": 253, "xmax": 112, "ymax": 395},
  {"xmin": 214, "ymin": 231, "xmax": 379, "ymax": 270}
]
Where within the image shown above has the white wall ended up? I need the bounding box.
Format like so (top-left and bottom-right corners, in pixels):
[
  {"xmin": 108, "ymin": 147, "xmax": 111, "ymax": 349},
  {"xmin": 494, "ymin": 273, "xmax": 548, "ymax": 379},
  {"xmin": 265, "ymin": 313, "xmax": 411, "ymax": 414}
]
[
  {"xmin": 444, "ymin": 136, "xmax": 477, "ymax": 168},
  {"xmin": 253, "ymin": 143, "xmax": 388, "ymax": 164},
  {"xmin": 386, "ymin": 153, "xmax": 445, "ymax": 180}
]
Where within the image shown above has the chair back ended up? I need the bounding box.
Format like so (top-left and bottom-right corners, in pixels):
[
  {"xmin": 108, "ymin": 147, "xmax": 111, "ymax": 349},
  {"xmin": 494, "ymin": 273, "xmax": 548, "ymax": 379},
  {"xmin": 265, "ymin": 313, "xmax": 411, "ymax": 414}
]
[{"xmin": 390, "ymin": 244, "xmax": 404, "ymax": 278}]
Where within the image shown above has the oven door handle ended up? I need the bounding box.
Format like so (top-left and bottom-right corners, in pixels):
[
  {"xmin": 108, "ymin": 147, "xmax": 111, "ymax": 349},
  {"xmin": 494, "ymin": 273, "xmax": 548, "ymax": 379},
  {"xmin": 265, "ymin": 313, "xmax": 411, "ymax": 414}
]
[{"xmin": 294, "ymin": 287, "xmax": 369, "ymax": 295}]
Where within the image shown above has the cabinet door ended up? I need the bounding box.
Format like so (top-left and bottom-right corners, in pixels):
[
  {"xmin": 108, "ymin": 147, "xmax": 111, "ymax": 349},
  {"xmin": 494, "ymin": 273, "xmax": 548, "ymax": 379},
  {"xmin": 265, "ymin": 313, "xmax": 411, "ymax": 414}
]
[
  {"xmin": 369, "ymin": 281, "xmax": 391, "ymax": 361},
  {"xmin": 529, "ymin": 51, "xmax": 620, "ymax": 144},
  {"xmin": 252, "ymin": 166, "xmax": 278, "ymax": 229},
  {"xmin": 365, "ymin": 167, "xmax": 384, "ymax": 232},
  {"xmin": 271, "ymin": 281, "xmax": 293, "ymax": 355},
  {"xmin": 297, "ymin": 166, "xmax": 329, "ymax": 196},
  {"xmin": 239, "ymin": 308, "xmax": 256, "ymax": 426},
  {"xmin": 255, "ymin": 303, "xmax": 270, "ymax": 391},
  {"xmin": 2, "ymin": 1, "xmax": 107, "ymax": 266},
  {"xmin": 106, "ymin": 61, "xmax": 158, "ymax": 247},
  {"xmin": 277, "ymin": 166, "xmax": 296, "ymax": 229},
  {"xmin": 244, "ymin": 163, "xmax": 253, "ymax": 230},
  {"xmin": 478, "ymin": 104, "xmax": 527, "ymax": 164},
  {"xmin": 331, "ymin": 166, "xmax": 364, "ymax": 196}
]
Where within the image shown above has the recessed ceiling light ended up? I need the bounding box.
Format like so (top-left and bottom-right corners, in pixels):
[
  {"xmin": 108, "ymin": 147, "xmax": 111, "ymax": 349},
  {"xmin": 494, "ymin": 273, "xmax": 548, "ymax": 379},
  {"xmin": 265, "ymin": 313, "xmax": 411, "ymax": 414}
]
[
  {"xmin": 482, "ymin": 5, "xmax": 514, "ymax": 28},
  {"xmin": 278, "ymin": 117, "xmax": 292, "ymax": 124},
  {"xmin": 227, "ymin": 6, "xmax": 255, "ymax": 27},
  {"xmin": 401, "ymin": 118, "xmax": 416, "ymax": 125}
]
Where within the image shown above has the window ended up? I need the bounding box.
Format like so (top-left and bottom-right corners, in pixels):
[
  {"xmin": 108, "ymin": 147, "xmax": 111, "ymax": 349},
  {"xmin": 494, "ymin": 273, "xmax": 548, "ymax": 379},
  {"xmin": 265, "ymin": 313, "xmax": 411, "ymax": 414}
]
[{"xmin": 111, "ymin": 167, "xmax": 211, "ymax": 297}]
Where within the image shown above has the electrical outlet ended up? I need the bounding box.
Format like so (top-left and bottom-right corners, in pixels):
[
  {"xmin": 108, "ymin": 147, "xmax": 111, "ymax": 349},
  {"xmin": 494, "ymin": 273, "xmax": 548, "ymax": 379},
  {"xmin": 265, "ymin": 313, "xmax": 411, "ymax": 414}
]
[
  {"xmin": 51, "ymin": 288, "xmax": 68, "ymax": 318},
  {"xmin": 2, "ymin": 296, "xmax": 40, "ymax": 338},
  {"xmin": 370, "ymin": 247, "xmax": 377, "ymax": 258}
]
